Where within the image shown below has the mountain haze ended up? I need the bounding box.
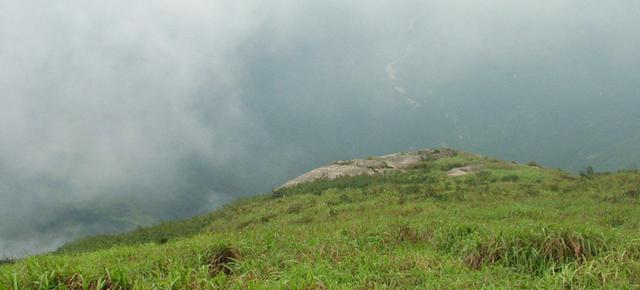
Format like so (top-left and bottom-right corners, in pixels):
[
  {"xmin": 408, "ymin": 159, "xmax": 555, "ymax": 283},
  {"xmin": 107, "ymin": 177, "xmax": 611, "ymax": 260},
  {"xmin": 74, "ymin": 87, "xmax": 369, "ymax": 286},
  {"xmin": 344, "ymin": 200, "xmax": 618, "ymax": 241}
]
[
  {"xmin": 1, "ymin": 0, "xmax": 640, "ymax": 256},
  {"xmin": 3, "ymin": 149, "xmax": 640, "ymax": 288}
]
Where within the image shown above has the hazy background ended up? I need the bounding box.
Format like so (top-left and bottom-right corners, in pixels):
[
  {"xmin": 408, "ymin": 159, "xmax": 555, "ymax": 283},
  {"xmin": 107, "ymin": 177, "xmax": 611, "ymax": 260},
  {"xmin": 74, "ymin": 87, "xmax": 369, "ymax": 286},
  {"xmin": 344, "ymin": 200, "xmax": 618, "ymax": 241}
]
[{"xmin": 1, "ymin": 0, "xmax": 639, "ymax": 256}]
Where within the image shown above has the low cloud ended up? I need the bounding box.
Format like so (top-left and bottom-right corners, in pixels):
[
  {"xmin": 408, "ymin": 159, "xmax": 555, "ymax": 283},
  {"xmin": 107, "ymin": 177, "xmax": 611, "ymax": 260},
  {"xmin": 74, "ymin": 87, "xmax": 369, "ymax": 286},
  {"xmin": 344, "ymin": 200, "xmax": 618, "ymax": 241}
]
[{"xmin": 1, "ymin": 0, "xmax": 640, "ymax": 255}]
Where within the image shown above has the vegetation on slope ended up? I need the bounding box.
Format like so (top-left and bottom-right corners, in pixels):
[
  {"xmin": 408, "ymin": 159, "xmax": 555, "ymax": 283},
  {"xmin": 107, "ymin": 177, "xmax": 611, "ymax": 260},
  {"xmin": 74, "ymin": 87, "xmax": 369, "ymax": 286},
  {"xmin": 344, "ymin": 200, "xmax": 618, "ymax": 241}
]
[
  {"xmin": 2, "ymin": 150, "xmax": 640, "ymax": 289},
  {"xmin": 56, "ymin": 212, "xmax": 215, "ymax": 254}
]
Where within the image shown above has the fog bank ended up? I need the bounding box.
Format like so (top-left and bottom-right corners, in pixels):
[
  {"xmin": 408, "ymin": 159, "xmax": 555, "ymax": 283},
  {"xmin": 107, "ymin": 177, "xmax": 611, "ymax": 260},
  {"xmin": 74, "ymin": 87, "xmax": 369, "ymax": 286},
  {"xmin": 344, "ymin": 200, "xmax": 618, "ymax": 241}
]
[{"xmin": 1, "ymin": 0, "xmax": 639, "ymax": 255}]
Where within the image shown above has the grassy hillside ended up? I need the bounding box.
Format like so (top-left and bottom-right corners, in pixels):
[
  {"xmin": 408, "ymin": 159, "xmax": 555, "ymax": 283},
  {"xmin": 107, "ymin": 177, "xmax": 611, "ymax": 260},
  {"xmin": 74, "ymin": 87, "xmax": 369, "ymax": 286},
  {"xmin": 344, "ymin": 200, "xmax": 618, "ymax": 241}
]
[{"xmin": 2, "ymin": 150, "xmax": 640, "ymax": 289}]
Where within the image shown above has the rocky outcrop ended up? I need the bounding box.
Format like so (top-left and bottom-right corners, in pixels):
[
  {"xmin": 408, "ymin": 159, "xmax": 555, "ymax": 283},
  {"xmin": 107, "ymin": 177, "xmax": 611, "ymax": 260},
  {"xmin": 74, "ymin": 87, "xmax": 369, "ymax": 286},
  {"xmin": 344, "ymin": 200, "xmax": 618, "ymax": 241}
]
[
  {"xmin": 447, "ymin": 165, "xmax": 483, "ymax": 177},
  {"xmin": 276, "ymin": 148, "xmax": 456, "ymax": 190}
]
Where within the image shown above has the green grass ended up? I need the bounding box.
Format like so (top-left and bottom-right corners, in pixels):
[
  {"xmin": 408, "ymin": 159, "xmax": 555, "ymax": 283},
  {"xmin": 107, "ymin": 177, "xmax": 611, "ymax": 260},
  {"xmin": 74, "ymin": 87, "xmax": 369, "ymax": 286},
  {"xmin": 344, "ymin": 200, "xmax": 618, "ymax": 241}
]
[
  {"xmin": 56, "ymin": 211, "xmax": 217, "ymax": 254},
  {"xmin": 2, "ymin": 150, "xmax": 640, "ymax": 289}
]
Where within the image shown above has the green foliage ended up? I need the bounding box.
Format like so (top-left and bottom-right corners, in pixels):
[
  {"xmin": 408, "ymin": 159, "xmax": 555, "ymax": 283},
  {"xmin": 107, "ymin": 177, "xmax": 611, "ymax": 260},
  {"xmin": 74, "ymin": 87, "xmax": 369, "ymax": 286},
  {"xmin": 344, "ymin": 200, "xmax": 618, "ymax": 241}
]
[
  {"xmin": 501, "ymin": 174, "xmax": 520, "ymax": 182},
  {"xmin": 580, "ymin": 165, "xmax": 596, "ymax": 178},
  {"xmin": 462, "ymin": 228, "xmax": 609, "ymax": 275},
  {"xmin": 0, "ymin": 258, "xmax": 15, "ymax": 266},
  {"xmin": 527, "ymin": 160, "xmax": 540, "ymax": 167},
  {"xmin": 57, "ymin": 210, "xmax": 222, "ymax": 253},
  {"xmin": 3, "ymin": 151, "xmax": 640, "ymax": 288}
]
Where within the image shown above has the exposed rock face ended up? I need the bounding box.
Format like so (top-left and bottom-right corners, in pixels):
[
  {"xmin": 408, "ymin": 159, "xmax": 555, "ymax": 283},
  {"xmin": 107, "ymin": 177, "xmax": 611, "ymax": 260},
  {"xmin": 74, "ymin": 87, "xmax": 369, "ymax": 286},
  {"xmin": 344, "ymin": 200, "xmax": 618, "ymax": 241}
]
[
  {"xmin": 447, "ymin": 165, "xmax": 483, "ymax": 177},
  {"xmin": 276, "ymin": 149, "xmax": 456, "ymax": 190}
]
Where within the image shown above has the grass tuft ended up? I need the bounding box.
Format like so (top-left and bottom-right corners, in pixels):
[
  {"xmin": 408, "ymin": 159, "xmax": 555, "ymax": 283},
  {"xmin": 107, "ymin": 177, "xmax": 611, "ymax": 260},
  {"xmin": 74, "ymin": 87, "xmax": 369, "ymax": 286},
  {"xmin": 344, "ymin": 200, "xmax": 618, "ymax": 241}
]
[
  {"xmin": 463, "ymin": 228, "xmax": 608, "ymax": 275},
  {"xmin": 204, "ymin": 245, "xmax": 241, "ymax": 277}
]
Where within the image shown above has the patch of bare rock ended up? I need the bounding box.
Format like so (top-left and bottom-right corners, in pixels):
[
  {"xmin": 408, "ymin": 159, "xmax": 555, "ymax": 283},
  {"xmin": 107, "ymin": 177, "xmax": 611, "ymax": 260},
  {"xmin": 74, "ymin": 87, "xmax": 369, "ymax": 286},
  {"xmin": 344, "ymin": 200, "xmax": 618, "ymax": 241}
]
[
  {"xmin": 276, "ymin": 148, "xmax": 456, "ymax": 190},
  {"xmin": 447, "ymin": 165, "xmax": 483, "ymax": 177}
]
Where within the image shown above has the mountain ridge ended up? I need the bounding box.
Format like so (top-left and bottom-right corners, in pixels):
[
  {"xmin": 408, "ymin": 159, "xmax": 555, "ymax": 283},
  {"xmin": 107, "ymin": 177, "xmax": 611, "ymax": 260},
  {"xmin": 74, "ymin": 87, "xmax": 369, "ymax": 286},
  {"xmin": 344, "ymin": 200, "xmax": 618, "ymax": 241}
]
[{"xmin": 3, "ymin": 148, "xmax": 640, "ymax": 288}]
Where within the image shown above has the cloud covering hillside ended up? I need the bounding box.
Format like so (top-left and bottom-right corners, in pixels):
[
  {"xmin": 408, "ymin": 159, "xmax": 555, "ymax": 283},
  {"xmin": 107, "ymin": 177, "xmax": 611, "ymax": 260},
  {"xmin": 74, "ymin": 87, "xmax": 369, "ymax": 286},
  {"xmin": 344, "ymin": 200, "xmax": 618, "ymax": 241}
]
[{"xmin": 1, "ymin": 0, "xmax": 639, "ymax": 255}]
